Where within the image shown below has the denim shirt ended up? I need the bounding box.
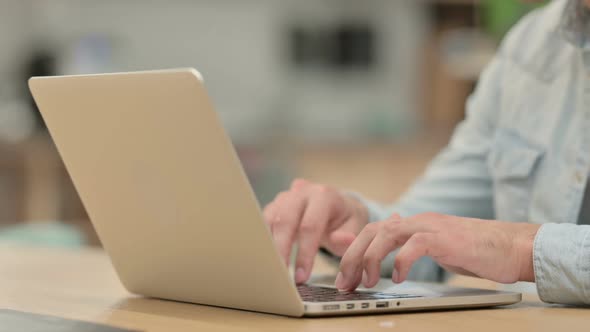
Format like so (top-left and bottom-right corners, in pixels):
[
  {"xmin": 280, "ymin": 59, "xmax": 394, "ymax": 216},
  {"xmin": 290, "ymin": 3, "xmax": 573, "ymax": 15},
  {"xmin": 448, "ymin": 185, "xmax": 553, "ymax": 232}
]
[{"xmin": 356, "ymin": 0, "xmax": 590, "ymax": 305}]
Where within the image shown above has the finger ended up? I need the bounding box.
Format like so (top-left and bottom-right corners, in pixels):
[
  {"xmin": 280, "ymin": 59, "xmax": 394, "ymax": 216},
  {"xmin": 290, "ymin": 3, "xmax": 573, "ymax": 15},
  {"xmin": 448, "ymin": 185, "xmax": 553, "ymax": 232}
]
[
  {"xmin": 352, "ymin": 214, "xmax": 406, "ymax": 288},
  {"xmin": 263, "ymin": 191, "xmax": 291, "ymax": 222},
  {"xmin": 340, "ymin": 213, "xmax": 440, "ymax": 289},
  {"xmin": 322, "ymin": 213, "xmax": 402, "ymax": 257},
  {"xmin": 337, "ymin": 222, "xmax": 380, "ymax": 290},
  {"xmin": 263, "ymin": 202, "xmax": 278, "ymax": 233},
  {"xmin": 294, "ymin": 193, "xmax": 333, "ymax": 284},
  {"xmin": 393, "ymin": 233, "xmax": 441, "ymax": 283},
  {"xmin": 271, "ymin": 191, "xmax": 308, "ymax": 266},
  {"xmin": 361, "ymin": 231, "xmax": 399, "ymax": 288},
  {"xmin": 323, "ymin": 230, "xmax": 356, "ymax": 256},
  {"xmin": 355, "ymin": 214, "xmax": 406, "ymax": 288},
  {"xmin": 263, "ymin": 178, "xmax": 312, "ymax": 230}
]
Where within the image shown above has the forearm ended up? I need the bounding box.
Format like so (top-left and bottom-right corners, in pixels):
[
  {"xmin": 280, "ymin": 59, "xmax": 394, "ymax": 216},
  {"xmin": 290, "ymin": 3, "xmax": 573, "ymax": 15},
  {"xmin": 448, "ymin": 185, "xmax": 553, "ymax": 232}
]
[{"xmin": 351, "ymin": 195, "xmax": 590, "ymax": 303}]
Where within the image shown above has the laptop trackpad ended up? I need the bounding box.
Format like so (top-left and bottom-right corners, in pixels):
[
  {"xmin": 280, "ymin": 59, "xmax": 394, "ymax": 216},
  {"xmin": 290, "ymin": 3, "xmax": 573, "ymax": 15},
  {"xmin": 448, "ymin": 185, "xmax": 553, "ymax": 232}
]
[{"xmin": 308, "ymin": 274, "xmax": 443, "ymax": 297}]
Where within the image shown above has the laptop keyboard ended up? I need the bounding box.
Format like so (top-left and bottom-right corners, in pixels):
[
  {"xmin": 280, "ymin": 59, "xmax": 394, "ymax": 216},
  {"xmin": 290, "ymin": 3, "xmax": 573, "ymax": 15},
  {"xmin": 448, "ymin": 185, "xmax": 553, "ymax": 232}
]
[{"xmin": 297, "ymin": 285, "xmax": 422, "ymax": 302}]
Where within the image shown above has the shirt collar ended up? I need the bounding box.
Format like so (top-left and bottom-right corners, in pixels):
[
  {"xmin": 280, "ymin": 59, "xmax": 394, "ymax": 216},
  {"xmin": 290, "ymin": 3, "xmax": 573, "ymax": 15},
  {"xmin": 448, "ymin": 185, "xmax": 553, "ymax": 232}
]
[{"xmin": 559, "ymin": 0, "xmax": 590, "ymax": 51}]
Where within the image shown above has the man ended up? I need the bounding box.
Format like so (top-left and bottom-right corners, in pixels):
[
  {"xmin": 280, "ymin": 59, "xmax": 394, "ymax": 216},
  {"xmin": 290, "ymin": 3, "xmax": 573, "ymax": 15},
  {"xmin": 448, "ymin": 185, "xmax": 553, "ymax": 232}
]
[{"xmin": 263, "ymin": 0, "xmax": 590, "ymax": 305}]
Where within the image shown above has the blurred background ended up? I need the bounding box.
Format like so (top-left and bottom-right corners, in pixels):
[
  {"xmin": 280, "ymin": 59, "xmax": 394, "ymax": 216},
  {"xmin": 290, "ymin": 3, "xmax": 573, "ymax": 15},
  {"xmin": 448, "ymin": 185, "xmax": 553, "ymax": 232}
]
[{"xmin": 0, "ymin": 0, "xmax": 543, "ymax": 247}]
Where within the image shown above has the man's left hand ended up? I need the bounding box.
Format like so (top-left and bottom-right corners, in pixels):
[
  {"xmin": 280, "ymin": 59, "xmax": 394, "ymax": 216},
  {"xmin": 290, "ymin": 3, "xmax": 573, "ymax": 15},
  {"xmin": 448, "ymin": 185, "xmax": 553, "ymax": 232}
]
[{"xmin": 335, "ymin": 213, "xmax": 541, "ymax": 291}]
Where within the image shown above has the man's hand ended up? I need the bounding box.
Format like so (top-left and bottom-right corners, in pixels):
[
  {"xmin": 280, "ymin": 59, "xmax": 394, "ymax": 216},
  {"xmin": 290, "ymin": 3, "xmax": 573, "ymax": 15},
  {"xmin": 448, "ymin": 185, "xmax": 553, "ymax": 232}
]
[
  {"xmin": 263, "ymin": 179, "xmax": 369, "ymax": 284},
  {"xmin": 336, "ymin": 213, "xmax": 541, "ymax": 291}
]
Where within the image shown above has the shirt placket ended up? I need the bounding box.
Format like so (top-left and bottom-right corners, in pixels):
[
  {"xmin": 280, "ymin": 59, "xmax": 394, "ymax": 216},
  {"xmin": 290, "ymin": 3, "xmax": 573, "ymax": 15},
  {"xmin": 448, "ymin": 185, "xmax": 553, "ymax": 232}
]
[{"xmin": 581, "ymin": 52, "xmax": 590, "ymax": 225}]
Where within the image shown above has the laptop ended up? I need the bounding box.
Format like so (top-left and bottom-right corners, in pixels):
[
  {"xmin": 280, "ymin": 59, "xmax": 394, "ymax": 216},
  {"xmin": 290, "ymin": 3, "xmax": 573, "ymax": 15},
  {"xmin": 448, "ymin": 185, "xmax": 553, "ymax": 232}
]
[{"xmin": 29, "ymin": 68, "xmax": 521, "ymax": 317}]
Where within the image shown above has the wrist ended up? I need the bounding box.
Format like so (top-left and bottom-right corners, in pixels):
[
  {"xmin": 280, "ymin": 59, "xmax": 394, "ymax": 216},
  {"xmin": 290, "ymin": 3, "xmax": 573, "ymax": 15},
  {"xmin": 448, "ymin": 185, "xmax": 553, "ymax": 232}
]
[{"xmin": 515, "ymin": 223, "xmax": 541, "ymax": 282}]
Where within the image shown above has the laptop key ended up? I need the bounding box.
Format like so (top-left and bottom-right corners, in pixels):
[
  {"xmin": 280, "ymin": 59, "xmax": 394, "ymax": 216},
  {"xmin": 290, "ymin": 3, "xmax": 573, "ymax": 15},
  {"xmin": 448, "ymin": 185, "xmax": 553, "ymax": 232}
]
[{"xmin": 297, "ymin": 285, "xmax": 422, "ymax": 303}]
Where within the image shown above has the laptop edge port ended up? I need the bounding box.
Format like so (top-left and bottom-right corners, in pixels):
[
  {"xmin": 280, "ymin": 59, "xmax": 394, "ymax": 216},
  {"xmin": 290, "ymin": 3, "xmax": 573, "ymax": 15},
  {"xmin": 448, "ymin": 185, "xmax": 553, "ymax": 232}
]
[
  {"xmin": 323, "ymin": 304, "xmax": 340, "ymax": 311},
  {"xmin": 346, "ymin": 303, "xmax": 355, "ymax": 310},
  {"xmin": 376, "ymin": 301, "xmax": 389, "ymax": 308}
]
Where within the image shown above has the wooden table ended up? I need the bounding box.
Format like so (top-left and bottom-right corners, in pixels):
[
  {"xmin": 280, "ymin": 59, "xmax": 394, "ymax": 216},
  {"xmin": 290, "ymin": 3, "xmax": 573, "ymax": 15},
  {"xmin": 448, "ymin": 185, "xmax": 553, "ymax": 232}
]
[{"xmin": 0, "ymin": 246, "xmax": 586, "ymax": 331}]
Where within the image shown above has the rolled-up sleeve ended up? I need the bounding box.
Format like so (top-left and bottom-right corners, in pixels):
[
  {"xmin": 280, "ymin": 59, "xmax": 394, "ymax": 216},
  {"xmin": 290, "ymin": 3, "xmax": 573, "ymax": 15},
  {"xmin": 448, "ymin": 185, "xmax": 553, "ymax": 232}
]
[{"xmin": 533, "ymin": 223, "xmax": 590, "ymax": 305}]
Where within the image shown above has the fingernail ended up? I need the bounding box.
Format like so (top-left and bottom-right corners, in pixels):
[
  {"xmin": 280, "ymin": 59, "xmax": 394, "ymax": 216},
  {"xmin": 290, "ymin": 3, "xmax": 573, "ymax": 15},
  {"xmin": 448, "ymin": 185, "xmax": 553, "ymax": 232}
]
[
  {"xmin": 392, "ymin": 269, "xmax": 400, "ymax": 283},
  {"xmin": 295, "ymin": 268, "xmax": 306, "ymax": 284},
  {"xmin": 335, "ymin": 272, "xmax": 345, "ymax": 289},
  {"xmin": 361, "ymin": 270, "xmax": 369, "ymax": 288}
]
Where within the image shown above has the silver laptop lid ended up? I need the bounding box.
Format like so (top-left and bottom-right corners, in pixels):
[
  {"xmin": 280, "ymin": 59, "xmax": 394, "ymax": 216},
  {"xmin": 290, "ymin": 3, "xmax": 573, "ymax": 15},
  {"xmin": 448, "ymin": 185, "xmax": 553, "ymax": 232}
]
[{"xmin": 29, "ymin": 69, "xmax": 304, "ymax": 317}]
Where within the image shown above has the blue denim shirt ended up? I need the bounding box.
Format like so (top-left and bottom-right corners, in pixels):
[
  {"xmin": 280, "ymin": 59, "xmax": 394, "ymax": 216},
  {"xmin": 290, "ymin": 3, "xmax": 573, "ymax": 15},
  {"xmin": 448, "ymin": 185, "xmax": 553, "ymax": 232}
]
[{"xmin": 356, "ymin": 0, "xmax": 590, "ymax": 305}]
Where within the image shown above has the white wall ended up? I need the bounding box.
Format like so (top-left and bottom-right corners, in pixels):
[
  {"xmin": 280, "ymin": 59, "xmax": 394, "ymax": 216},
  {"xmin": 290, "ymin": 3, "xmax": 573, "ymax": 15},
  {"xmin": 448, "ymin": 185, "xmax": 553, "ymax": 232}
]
[{"xmin": 9, "ymin": 0, "xmax": 429, "ymax": 144}]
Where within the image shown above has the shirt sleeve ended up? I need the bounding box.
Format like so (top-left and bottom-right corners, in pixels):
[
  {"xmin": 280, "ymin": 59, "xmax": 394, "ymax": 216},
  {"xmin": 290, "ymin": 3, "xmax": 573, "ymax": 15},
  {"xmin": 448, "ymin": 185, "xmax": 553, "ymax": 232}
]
[{"xmin": 533, "ymin": 223, "xmax": 590, "ymax": 305}]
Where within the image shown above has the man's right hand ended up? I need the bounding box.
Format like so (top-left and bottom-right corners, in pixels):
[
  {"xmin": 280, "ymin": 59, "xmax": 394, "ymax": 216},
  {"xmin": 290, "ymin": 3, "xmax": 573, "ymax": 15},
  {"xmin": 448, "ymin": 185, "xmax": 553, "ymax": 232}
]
[{"xmin": 263, "ymin": 178, "xmax": 370, "ymax": 284}]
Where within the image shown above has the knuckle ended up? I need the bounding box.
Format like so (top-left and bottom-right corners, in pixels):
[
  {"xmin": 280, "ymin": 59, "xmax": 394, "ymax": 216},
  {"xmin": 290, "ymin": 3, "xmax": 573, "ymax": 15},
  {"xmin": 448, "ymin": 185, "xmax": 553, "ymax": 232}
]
[
  {"xmin": 272, "ymin": 214, "xmax": 290, "ymax": 227},
  {"xmin": 411, "ymin": 232, "xmax": 429, "ymax": 245},
  {"xmin": 299, "ymin": 221, "xmax": 318, "ymax": 234},
  {"xmin": 263, "ymin": 210, "xmax": 274, "ymax": 224},
  {"xmin": 326, "ymin": 191, "xmax": 344, "ymax": 209},
  {"xmin": 314, "ymin": 184, "xmax": 332, "ymax": 194},
  {"xmin": 388, "ymin": 213, "xmax": 403, "ymax": 221},
  {"xmin": 276, "ymin": 190, "xmax": 303, "ymax": 207},
  {"xmin": 291, "ymin": 178, "xmax": 309, "ymax": 190},
  {"xmin": 272, "ymin": 219, "xmax": 286, "ymax": 228},
  {"xmin": 421, "ymin": 212, "xmax": 444, "ymax": 220},
  {"xmin": 323, "ymin": 196, "xmax": 338, "ymax": 212},
  {"xmin": 383, "ymin": 219, "xmax": 400, "ymax": 233},
  {"xmin": 275, "ymin": 191, "xmax": 290, "ymax": 202}
]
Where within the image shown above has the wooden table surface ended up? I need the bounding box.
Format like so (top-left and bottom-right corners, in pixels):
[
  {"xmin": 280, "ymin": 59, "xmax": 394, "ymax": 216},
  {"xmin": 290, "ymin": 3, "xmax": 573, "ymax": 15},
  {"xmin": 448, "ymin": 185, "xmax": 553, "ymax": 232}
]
[{"xmin": 0, "ymin": 245, "xmax": 586, "ymax": 331}]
